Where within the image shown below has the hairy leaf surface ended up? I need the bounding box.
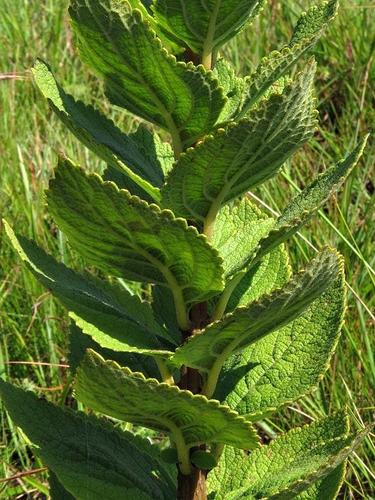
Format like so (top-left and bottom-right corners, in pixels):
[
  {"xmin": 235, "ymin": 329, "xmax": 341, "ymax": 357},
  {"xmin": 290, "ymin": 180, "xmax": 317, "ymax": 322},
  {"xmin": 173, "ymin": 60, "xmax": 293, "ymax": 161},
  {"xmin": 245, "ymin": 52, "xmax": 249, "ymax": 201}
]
[
  {"xmin": 254, "ymin": 137, "xmax": 368, "ymax": 264},
  {"xmin": 216, "ymin": 268, "xmax": 345, "ymax": 416},
  {"xmin": 212, "ymin": 197, "xmax": 275, "ymax": 278},
  {"xmin": 295, "ymin": 464, "xmax": 346, "ymax": 500},
  {"xmin": 161, "ymin": 62, "xmax": 317, "ymax": 223},
  {"xmin": 68, "ymin": 324, "xmax": 161, "ymax": 379},
  {"xmin": 0, "ymin": 381, "xmax": 175, "ymax": 500},
  {"xmin": 239, "ymin": 0, "xmax": 338, "ymax": 114},
  {"xmin": 69, "ymin": 0, "xmax": 226, "ymax": 150},
  {"xmin": 33, "ymin": 60, "xmax": 166, "ymax": 201},
  {"xmin": 153, "ymin": 0, "xmax": 264, "ymax": 55},
  {"xmin": 207, "ymin": 412, "xmax": 355, "ymax": 499},
  {"xmin": 47, "ymin": 159, "xmax": 224, "ymax": 308},
  {"xmin": 4, "ymin": 222, "xmax": 174, "ymax": 356},
  {"xmin": 75, "ymin": 350, "xmax": 259, "ymax": 450},
  {"xmin": 213, "ymin": 59, "xmax": 247, "ymax": 123},
  {"xmin": 171, "ymin": 248, "xmax": 341, "ymax": 375}
]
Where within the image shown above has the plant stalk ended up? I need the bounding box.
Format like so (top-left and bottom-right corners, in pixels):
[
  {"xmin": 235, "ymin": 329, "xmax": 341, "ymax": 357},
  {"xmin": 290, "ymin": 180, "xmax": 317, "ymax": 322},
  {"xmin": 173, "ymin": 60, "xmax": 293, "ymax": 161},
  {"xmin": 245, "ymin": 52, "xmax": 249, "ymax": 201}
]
[{"xmin": 177, "ymin": 303, "xmax": 210, "ymax": 500}]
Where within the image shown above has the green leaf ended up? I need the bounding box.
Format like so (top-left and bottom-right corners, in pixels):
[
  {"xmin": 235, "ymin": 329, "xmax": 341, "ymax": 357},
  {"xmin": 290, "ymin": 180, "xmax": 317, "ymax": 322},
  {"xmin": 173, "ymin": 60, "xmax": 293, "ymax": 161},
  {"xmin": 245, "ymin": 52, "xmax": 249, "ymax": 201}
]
[
  {"xmin": 4, "ymin": 222, "xmax": 174, "ymax": 357},
  {"xmin": 47, "ymin": 159, "xmax": 224, "ymax": 328},
  {"xmin": 32, "ymin": 59, "xmax": 161, "ymax": 202},
  {"xmin": 75, "ymin": 349, "xmax": 259, "ymax": 452},
  {"xmin": 216, "ymin": 267, "xmax": 345, "ymax": 417},
  {"xmin": 225, "ymin": 243, "xmax": 291, "ymax": 311},
  {"xmin": 253, "ymin": 137, "xmax": 369, "ymax": 264},
  {"xmin": 208, "ymin": 412, "xmax": 362, "ymax": 499},
  {"xmin": 213, "ymin": 59, "xmax": 247, "ymax": 123},
  {"xmin": 153, "ymin": 0, "xmax": 264, "ymax": 59},
  {"xmin": 161, "ymin": 62, "xmax": 317, "ymax": 229},
  {"xmin": 295, "ymin": 464, "xmax": 346, "ymax": 500},
  {"xmin": 68, "ymin": 324, "xmax": 161, "ymax": 379},
  {"xmin": 210, "ymin": 197, "xmax": 291, "ymax": 318},
  {"xmin": 239, "ymin": 0, "xmax": 338, "ymax": 114},
  {"xmin": 69, "ymin": 0, "xmax": 226, "ymax": 152},
  {"xmin": 49, "ymin": 472, "xmax": 75, "ymax": 500},
  {"xmin": 212, "ymin": 197, "xmax": 275, "ymax": 278},
  {"xmin": 170, "ymin": 248, "xmax": 343, "ymax": 397},
  {"xmin": 0, "ymin": 380, "xmax": 175, "ymax": 500}
]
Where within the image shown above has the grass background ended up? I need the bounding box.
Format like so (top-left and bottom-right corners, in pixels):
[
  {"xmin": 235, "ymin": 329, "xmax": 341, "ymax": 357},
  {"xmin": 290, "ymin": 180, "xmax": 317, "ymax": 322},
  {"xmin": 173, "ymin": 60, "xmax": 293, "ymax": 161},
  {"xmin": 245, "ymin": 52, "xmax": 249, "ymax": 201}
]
[{"xmin": 0, "ymin": 0, "xmax": 374, "ymax": 497}]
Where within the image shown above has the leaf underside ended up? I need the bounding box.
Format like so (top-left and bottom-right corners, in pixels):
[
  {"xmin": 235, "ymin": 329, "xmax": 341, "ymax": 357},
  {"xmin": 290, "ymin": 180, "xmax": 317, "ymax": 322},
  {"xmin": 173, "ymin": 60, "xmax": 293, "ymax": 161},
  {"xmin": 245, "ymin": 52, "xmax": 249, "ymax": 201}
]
[
  {"xmin": 216, "ymin": 265, "xmax": 345, "ymax": 417},
  {"xmin": 69, "ymin": 0, "xmax": 226, "ymax": 149},
  {"xmin": 75, "ymin": 350, "xmax": 259, "ymax": 450},
  {"xmin": 254, "ymin": 137, "xmax": 369, "ymax": 264},
  {"xmin": 153, "ymin": 0, "xmax": 264, "ymax": 54},
  {"xmin": 161, "ymin": 61, "xmax": 317, "ymax": 223},
  {"xmin": 171, "ymin": 248, "xmax": 342, "ymax": 374},
  {"xmin": 240, "ymin": 0, "xmax": 338, "ymax": 113},
  {"xmin": 47, "ymin": 159, "xmax": 224, "ymax": 306}
]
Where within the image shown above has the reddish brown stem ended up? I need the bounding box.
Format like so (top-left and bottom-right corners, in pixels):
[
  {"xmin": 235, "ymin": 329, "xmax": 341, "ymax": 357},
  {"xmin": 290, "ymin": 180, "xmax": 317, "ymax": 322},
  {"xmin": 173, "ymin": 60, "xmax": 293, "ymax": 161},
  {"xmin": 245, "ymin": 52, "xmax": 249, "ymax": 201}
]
[
  {"xmin": 177, "ymin": 468, "xmax": 207, "ymax": 500},
  {"xmin": 177, "ymin": 303, "xmax": 210, "ymax": 500}
]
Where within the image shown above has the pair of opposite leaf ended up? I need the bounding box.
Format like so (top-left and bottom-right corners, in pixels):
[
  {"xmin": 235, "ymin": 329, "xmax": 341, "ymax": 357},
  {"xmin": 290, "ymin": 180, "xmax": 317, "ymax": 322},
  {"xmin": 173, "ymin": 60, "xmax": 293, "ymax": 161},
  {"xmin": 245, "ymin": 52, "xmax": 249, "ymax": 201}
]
[{"xmin": 1, "ymin": 0, "xmax": 371, "ymax": 499}]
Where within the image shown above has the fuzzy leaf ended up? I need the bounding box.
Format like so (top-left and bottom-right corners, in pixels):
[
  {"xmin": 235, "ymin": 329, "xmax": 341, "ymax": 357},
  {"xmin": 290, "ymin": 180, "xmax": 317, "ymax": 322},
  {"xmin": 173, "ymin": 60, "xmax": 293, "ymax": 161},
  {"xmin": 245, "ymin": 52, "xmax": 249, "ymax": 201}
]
[
  {"xmin": 239, "ymin": 0, "xmax": 338, "ymax": 114},
  {"xmin": 0, "ymin": 380, "xmax": 175, "ymax": 500},
  {"xmin": 161, "ymin": 62, "xmax": 317, "ymax": 223},
  {"xmin": 153, "ymin": 0, "xmax": 264, "ymax": 55},
  {"xmin": 33, "ymin": 60, "xmax": 162, "ymax": 201},
  {"xmin": 47, "ymin": 159, "xmax": 224, "ymax": 309},
  {"xmin": 68, "ymin": 324, "xmax": 161, "ymax": 379},
  {"xmin": 211, "ymin": 196, "xmax": 292, "ymax": 318},
  {"xmin": 75, "ymin": 350, "xmax": 259, "ymax": 450},
  {"xmin": 213, "ymin": 59, "xmax": 247, "ymax": 123},
  {"xmin": 171, "ymin": 248, "xmax": 342, "ymax": 375},
  {"xmin": 254, "ymin": 137, "xmax": 369, "ymax": 264},
  {"xmin": 295, "ymin": 464, "xmax": 346, "ymax": 500},
  {"xmin": 212, "ymin": 197, "xmax": 275, "ymax": 278},
  {"xmin": 4, "ymin": 222, "xmax": 174, "ymax": 356},
  {"xmin": 207, "ymin": 412, "xmax": 356, "ymax": 499},
  {"xmin": 216, "ymin": 267, "xmax": 345, "ymax": 416},
  {"xmin": 69, "ymin": 0, "xmax": 225, "ymax": 150}
]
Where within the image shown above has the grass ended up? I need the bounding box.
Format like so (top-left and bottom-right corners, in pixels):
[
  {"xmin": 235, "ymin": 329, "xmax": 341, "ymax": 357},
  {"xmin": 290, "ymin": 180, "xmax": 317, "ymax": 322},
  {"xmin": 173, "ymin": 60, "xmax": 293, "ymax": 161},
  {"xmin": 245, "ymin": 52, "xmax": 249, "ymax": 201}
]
[{"xmin": 0, "ymin": 0, "xmax": 374, "ymax": 497}]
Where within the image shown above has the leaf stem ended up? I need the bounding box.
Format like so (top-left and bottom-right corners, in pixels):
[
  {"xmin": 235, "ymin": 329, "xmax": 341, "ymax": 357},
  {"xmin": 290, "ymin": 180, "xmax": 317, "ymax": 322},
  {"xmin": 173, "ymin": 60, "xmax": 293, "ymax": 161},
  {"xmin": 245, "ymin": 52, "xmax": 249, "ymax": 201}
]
[
  {"xmin": 202, "ymin": 0, "xmax": 221, "ymax": 70},
  {"xmin": 155, "ymin": 358, "xmax": 174, "ymax": 385},
  {"xmin": 169, "ymin": 422, "xmax": 191, "ymax": 475},
  {"xmin": 212, "ymin": 271, "xmax": 245, "ymax": 321},
  {"xmin": 202, "ymin": 343, "xmax": 233, "ymax": 399}
]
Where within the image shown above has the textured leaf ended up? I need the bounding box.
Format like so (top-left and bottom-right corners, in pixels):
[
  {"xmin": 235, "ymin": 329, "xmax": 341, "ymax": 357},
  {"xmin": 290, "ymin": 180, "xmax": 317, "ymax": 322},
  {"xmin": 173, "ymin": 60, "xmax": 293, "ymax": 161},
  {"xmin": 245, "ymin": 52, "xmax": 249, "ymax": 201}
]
[
  {"xmin": 4, "ymin": 222, "xmax": 174, "ymax": 357},
  {"xmin": 210, "ymin": 197, "xmax": 291, "ymax": 317},
  {"xmin": 225, "ymin": 243, "xmax": 292, "ymax": 312},
  {"xmin": 68, "ymin": 324, "xmax": 161, "ymax": 379},
  {"xmin": 254, "ymin": 137, "xmax": 369, "ymax": 264},
  {"xmin": 295, "ymin": 464, "xmax": 346, "ymax": 500},
  {"xmin": 69, "ymin": 0, "xmax": 226, "ymax": 150},
  {"xmin": 212, "ymin": 197, "xmax": 275, "ymax": 278},
  {"xmin": 216, "ymin": 268, "xmax": 345, "ymax": 416},
  {"xmin": 239, "ymin": 0, "xmax": 338, "ymax": 114},
  {"xmin": 153, "ymin": 0, "xmax": 264, "ymax": 56},
  {"xmin": 161, "ymin": 62, "xmax": 317, "ymax": 225},
  {"xmin": 75, "ymin": 350, "xmax": 259, "ymax": 451},
  {"xmin": 0, "ymin": 380, "xmax": 175, "ymax": 500},
  {"xmin": 213, "ymin": 59, "xmax": 247, "ymax": 123},
  {"xmin": 208, "ymin": 412, "xmax": 357, "ymax": 499},
  {"xmin": 47, "ymin": 160, "xmax": 224, "ymax": 313},
  {"xmin": 33, "ymin": 59, "xmax": 161, "ymax": 201},
  {"xmin": 171, "ymin": 249, "xmax": 342, "ymax": 379}
]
